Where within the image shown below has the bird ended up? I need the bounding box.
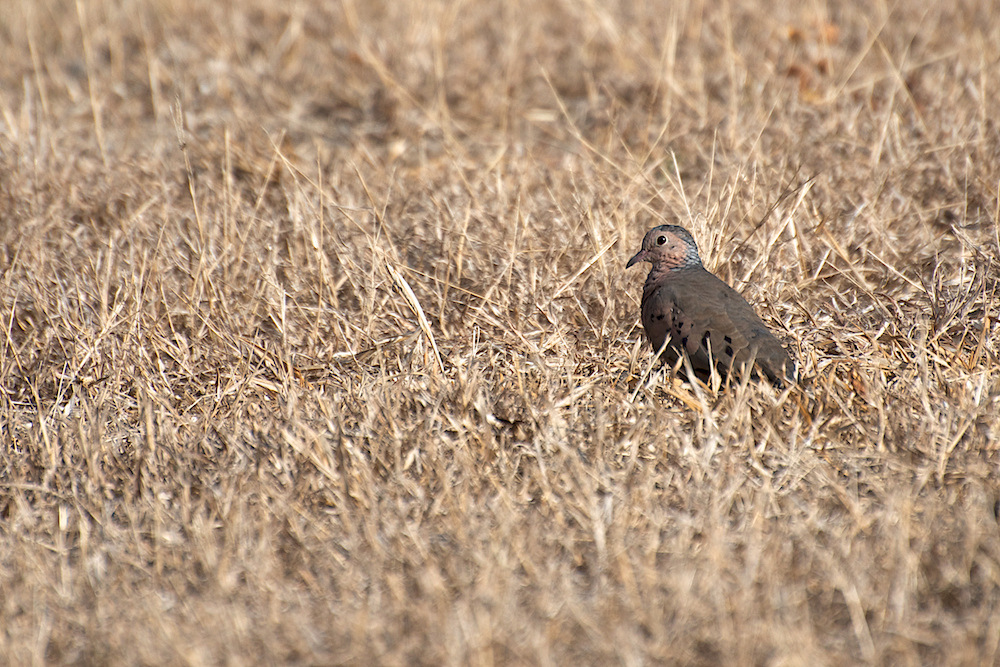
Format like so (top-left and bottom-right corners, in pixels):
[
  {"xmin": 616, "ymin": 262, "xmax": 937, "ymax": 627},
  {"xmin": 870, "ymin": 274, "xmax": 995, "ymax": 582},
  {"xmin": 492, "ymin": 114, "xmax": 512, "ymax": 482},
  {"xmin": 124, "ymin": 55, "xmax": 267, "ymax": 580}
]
[{"xmin": 626, "ymin": 224, "xmax": 796, "ymax": 384}]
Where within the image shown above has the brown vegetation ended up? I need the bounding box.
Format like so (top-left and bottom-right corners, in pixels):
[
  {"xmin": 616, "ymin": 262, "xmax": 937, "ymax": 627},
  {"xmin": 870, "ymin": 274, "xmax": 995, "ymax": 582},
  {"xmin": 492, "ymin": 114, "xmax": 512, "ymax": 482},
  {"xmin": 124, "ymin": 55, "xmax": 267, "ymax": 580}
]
[{"xmin": 2, "ymin": 0, "xmax": 999, "ymax": 664}]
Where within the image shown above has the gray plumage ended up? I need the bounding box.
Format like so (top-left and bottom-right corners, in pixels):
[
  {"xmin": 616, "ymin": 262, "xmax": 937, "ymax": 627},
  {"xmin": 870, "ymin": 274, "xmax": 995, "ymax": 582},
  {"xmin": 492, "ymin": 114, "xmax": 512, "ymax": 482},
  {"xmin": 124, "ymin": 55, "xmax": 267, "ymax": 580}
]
[{"xmin": 626, "ymin": 225, "xmax": 795, "ymax": 384}]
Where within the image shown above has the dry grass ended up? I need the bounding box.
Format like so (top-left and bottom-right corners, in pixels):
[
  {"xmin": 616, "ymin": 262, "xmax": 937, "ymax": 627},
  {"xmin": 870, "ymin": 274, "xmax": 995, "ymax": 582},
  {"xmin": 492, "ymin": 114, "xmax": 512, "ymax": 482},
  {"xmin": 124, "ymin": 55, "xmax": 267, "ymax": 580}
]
[{"xmin": 2, "ymin": 0, "xmax": 1000, "ymax": 664}]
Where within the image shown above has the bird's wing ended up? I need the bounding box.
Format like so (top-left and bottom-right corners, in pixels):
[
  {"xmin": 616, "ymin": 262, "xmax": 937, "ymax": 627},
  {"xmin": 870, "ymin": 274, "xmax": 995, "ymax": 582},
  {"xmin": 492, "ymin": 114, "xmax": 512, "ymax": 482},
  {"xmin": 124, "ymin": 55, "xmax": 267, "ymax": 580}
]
[{"xmin": 669, "ymin": 270, "xmax": 795, "ymax": 382}]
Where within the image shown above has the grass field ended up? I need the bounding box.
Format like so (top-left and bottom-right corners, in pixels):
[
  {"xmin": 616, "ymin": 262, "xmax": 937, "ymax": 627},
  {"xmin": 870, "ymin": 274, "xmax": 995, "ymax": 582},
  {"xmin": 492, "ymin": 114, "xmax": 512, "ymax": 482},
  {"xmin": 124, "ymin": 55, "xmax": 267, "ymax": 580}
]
[{"xmin": 2, "ymin": 0, "xmax": 999, "ymax": 664}]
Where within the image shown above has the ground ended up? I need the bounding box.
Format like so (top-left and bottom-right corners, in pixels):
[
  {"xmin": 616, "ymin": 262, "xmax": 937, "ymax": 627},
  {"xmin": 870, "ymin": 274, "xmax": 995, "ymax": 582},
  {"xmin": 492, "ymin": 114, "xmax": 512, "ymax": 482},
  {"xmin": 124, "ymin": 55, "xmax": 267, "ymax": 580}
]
[{"xmin": 1, "ymin": 0, "xmax": 999, "ymax": 665}]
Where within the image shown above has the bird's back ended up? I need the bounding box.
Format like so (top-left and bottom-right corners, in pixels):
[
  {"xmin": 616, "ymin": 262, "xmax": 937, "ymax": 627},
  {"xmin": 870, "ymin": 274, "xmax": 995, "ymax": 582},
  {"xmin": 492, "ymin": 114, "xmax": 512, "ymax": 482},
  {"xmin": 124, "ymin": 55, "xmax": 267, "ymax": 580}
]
[{"xmin": 642, "ymin": 266, "xmax": 795, "ymax": 383}]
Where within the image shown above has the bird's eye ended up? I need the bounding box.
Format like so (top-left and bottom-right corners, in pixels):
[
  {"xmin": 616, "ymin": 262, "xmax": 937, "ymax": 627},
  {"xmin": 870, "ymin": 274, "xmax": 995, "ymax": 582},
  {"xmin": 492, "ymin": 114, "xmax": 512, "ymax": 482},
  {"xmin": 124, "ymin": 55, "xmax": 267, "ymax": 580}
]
[{"xmin": 656, "ymin": 235, "xmax": 667, "ymax": 246}]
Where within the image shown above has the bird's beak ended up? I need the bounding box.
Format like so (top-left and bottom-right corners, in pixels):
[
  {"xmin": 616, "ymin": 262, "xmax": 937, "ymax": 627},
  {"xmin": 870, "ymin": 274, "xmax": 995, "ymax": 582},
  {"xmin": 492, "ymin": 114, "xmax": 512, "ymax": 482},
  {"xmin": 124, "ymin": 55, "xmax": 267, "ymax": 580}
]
[{"xmin": 625, "ymin": 249, "xmax": 647, "ymax": 269}]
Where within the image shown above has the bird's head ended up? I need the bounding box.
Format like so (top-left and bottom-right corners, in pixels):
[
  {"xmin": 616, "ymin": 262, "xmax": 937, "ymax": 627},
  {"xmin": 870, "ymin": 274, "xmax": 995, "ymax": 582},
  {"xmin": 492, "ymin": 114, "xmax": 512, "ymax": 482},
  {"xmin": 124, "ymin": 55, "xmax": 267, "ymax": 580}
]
[{"xmin": 626, "ymin": 225, "xmax": 702, "ymax": 271}]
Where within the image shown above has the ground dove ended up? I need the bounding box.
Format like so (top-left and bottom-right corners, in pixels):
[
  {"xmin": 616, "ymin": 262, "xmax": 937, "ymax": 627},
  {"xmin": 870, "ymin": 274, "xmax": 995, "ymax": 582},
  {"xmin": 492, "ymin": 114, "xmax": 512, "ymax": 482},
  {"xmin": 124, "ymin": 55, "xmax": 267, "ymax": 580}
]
[{"xmin": 626, "ymin": 225, "xmax": 795, "ymax": 384}]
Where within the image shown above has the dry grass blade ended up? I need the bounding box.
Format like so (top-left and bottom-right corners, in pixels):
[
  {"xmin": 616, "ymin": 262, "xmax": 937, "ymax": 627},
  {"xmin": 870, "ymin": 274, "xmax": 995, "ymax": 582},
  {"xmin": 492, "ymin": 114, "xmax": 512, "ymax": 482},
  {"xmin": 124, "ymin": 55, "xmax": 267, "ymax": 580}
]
[
  {"xmin": 548, "ymin": 234, "xmax": 620, "ymax": 305},
  {"xmin": 386, "ymin": 261, "xmax": 446, "ymax": 375}
]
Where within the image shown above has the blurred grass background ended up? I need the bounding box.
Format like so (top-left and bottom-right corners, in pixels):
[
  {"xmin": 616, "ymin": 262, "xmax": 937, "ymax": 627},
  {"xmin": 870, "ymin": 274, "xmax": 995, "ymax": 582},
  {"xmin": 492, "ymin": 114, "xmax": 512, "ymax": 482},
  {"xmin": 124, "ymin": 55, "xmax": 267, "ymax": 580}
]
[{"xmin": 1, "ymin": 0, "xmax": 999, "ymax": 664}]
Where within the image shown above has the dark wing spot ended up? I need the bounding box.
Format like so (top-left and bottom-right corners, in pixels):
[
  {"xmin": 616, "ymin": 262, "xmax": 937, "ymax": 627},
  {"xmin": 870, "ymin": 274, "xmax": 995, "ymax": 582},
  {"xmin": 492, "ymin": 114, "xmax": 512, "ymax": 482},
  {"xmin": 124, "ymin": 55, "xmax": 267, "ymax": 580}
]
[
  {"xmin": 724, "ymin": 335, "xmax": 732, "ymax": 344},
  {"xmin": 681, "ymin": 336, "xmax": 688, "ymax": 347},
  {"xmin": 725, "ymin": 345, "xmax": 734, "ymax": 357},
  {"xmin": 655, "ymin": 313, "xmax": 665, "ymax": 321}
]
